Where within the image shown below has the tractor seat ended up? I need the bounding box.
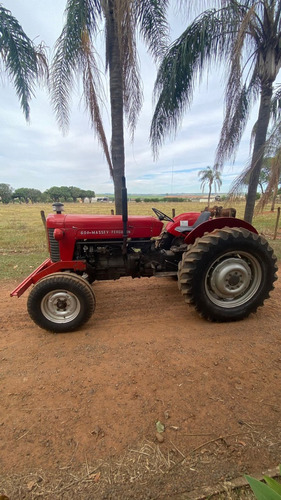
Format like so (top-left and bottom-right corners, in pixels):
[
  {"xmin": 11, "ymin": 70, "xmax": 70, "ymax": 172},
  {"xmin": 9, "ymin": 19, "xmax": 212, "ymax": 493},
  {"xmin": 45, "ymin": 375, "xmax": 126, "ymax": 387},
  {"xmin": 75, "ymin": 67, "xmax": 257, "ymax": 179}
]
[{"xmin": 175, "ymin": 211, "xmax": 211, "ymax": 233}]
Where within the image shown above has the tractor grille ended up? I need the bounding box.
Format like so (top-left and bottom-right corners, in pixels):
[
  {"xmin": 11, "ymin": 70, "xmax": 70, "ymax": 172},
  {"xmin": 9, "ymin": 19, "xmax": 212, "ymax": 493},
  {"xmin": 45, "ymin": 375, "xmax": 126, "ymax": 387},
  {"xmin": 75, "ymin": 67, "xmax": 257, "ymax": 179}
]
[{"xmin": 48, "ymin": 228, "xmax": 60, "ymax": 262}]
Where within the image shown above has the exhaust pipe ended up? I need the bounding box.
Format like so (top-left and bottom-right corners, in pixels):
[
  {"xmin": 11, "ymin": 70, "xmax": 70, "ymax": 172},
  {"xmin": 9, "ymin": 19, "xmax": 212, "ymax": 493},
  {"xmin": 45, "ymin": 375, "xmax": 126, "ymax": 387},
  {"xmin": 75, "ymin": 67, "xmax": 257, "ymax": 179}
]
[{"xmin": 122, "ymin": 176, "xmax": 128, "ymax": 255}]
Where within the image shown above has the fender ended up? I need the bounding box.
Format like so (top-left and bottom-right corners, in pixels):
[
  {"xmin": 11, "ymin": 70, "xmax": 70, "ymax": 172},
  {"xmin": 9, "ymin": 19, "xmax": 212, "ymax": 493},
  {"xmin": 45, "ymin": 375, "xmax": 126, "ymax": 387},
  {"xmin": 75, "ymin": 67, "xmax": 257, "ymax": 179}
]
[
  {"xmin": 184, "ymin": 217, "xmax": 258, "ymax": 245},
  {"xmin": 10, "ymin": 259, "xmax": 87, "ymax": 298}
]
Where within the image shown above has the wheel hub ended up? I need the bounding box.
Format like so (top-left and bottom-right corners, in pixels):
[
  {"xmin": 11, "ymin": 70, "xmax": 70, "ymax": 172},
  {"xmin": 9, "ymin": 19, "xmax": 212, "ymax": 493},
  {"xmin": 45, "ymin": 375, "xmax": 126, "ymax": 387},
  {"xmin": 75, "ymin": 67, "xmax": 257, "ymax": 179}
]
[
  {"xmin": 227, "ymin": 274, "xmax": 240, "ymax": 287},
  {"xmin": 210, "ymin": 258, "xmax": 252, "ymax": 299},
  {"xmin": 56, "ymin": 298, "xmax": 68, "ymax": 310},
  {"xmin": 41, "ymin": 290, "xmax": 81, "ymax": 323}
]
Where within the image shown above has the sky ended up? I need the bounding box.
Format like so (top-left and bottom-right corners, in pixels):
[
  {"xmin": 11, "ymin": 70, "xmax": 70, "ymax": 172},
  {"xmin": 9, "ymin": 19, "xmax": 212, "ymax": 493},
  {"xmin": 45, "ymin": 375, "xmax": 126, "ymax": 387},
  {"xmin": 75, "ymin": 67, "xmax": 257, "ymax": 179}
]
[{"xmin": 0, "ymin": 1, "xmax": 259, "ymax": 195}]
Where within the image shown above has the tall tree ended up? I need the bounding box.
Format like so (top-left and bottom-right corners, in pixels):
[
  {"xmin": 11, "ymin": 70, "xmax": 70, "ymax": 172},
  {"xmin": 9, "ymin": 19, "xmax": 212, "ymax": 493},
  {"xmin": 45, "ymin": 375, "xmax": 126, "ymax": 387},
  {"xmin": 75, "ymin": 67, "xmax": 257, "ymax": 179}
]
[
  {"xmin": 0, "ymin": 183, "xmax": 13, "ymax": 203},
  {"xmin": 0, "ymin": 4, "xmax": 48, "ymax": 120},
  {"xmin": 198, "ymin": 165, "xmax": 222, "ymax": 207},
  {"xmin": 51, "ymin": 0, "xmax": 169, "ymax": 214},
  {"xmin": 150, "ymin": 1, "xmax": 281, "ymax": 223}
]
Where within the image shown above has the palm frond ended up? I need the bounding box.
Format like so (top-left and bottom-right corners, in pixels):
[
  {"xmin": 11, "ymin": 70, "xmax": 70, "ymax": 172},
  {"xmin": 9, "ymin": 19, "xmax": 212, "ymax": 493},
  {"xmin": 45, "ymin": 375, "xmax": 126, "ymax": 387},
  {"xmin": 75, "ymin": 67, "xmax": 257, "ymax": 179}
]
[
  {"xmin": 231, "ymin": 89, "xmax": 281, "ymax": 200},
  {"xmin": 256, "ymin": 164, "xmax": 281, "ymax": 211},
  {"xmin": 0, "ymin": 4, "xmax": 47, "ymax": 120},
  {"xmin": 256, "ymin": 146, "xmax": 281, "ymax": 212},
  {"xmin": 135, "ymin": 0, "xmax": 170, "ymax": 60},
  {"xmin": 270, "ymin": 84, "xmax": 281, "ymax": 121},
  {"xmin": 218, "ymin": 0, "xmax": 281, "ymax": 172},
  {"xmin": 215, "ymin": 66, "xmax": 260, "ymax": 168},
  {"xmin": 34, "ymin": 43, "xmax": 49, "ymax": 83},
  {"xmin": 264, "ymin": 119, "xmax": 281, "ymax": 156},
  {"xmin": 216, "ymin": 6, "xmax": 259, "ymax": 168},
  {"xmin": 228, "ymin": 119, "xmax": 281, "ymax": 198},
  {"xmin": 177, "ymin": 1, "xmax": 228, "ymax": 14},
  {"xmin": 176, "ymin": 1, "xmax": 247, "ymax": 22},
  {"xmin": 51, "ymin": 0, "xmax": 102, "ymax": 132},
  {"xmin": 51, "ymin": 0, "xmax": 114, "ymax": 173},
  {"xmin": 228, "ymin": 159, "xmax": 253, "ymax": 198},
  {"xmin": 81, "ymin": 29, "xmax": 113, "ymax": 175},
  {"xmin": 150, "ymin": 5, "xmax": 240, "ymax": 157},
  {"xmin": 115, "ymin": 0, "xmax": 143, "ymax": 135},
  {"xmin": 214, "ymin": 5, "xmax": 261, "ymax": 168}
]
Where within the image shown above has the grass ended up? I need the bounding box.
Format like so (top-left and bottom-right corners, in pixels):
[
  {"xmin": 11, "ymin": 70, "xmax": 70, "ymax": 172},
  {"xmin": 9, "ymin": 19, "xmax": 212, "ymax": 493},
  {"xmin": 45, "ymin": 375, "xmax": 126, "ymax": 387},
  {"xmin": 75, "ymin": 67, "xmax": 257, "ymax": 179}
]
[{"xmin": 0, "ymin": 201, "xmax": 280, "ymax": 281}]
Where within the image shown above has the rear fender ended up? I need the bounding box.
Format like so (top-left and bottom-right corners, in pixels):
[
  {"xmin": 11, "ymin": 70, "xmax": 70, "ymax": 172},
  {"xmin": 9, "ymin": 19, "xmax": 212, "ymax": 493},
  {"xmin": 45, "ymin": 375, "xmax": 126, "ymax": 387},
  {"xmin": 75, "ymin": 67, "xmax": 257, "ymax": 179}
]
[
  {"xmin": 10, "ymin": 259, "xmax": 87, "ymax": 298},
  {"xmin": 184, "ymin": 217, "xmax": 258, "ymax": 245}
]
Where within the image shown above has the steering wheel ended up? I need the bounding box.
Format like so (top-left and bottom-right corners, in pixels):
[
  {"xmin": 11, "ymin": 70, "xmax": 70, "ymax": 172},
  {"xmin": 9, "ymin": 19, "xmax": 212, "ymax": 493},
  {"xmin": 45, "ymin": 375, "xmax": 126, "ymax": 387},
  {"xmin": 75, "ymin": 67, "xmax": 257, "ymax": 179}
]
[{"xmin": 152, "ymin": 207, "xmax": 174, "ymax": 222}]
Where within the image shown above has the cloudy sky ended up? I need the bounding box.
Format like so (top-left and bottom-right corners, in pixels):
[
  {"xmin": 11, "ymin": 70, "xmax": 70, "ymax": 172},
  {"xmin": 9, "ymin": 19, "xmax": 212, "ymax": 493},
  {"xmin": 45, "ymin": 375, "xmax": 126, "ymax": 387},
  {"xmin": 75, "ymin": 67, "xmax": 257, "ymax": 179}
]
[{"xmin": 0, "ymin": 1, "xmax": 258, "ymax": 195}]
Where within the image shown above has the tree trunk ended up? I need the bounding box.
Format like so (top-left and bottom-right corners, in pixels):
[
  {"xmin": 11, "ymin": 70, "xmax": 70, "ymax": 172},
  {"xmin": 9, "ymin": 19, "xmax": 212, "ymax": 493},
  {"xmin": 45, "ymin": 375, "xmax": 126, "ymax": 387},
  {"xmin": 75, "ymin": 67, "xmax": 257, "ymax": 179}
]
[
  {"xmin": 244, "ymin": 82, "xmax": 273, "ymax": 223},
  {"xmin": 108, "ymin": 0, "xmax": 125, "ymax": 215},
  {"xmin": 271, "ymin": 183, "xmax": 278, "ymax": 211},
  {"xmin": 207, "ymin": 185, "xmax": 211, "ymax": 207}
]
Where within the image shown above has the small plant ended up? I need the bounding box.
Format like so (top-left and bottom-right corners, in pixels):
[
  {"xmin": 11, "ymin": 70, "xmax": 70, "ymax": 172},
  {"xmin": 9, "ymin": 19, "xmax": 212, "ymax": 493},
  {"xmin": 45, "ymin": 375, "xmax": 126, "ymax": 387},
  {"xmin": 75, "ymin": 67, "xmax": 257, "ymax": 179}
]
[{"xmin": 246, "ymin": 466, "xmax": 281, "ymax": 499}]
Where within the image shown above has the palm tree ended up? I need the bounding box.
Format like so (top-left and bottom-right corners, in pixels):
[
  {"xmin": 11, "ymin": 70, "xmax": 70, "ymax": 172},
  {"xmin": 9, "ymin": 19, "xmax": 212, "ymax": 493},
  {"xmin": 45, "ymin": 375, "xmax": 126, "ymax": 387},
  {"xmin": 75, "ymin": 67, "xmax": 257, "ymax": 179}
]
[
  {"xmin": 150, "ymin": 1, "xmax": 281, "ymax": 223},
  {"xmin": 198, "ymin": 165, "xmax": 222, "ymax": 207},
  {"xmin": 51, "ymin": 0, "xmax": 169, "ymax": 214},
  {"xmin": 0, "ymin": 4, "xmax": 48, "ymax": 120}
]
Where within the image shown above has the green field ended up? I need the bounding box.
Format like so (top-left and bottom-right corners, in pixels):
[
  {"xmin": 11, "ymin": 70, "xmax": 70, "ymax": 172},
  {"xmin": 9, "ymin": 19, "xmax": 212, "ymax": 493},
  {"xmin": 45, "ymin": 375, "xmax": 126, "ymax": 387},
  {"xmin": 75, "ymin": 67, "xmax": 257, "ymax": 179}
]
[{"xmin": 1, "ymin": 201, "xmax": 280, "ymax": 281}]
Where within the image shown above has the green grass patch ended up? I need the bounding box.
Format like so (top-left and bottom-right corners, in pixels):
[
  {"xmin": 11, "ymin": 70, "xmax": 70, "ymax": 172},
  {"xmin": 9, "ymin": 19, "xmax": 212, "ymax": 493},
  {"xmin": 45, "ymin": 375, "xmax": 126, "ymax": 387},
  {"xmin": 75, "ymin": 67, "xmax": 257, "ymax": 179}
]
[{"xmin": 0, "ymin": 252, "xmax": 48, "ymax": 281}]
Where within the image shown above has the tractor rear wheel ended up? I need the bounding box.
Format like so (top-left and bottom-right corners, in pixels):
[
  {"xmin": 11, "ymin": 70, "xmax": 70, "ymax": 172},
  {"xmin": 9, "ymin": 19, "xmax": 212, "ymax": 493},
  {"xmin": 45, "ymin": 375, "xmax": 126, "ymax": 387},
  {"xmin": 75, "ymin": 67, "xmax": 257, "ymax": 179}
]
[
  {"xmin": 178, "ymin": 227, "xmax": 278, "ymax": 321},
  {"xmin": 27, "ymin": 272, "xmax": 96, "ymax": 332}
]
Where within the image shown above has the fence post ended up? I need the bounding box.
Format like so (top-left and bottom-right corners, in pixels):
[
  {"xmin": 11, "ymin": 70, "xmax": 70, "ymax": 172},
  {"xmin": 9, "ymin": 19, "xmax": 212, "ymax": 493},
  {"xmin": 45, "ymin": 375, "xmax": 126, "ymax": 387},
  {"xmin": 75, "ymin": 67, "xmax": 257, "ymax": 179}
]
[
  {"xmin": 40, "ymin": 210, "xmax": 48, "ymax": 248},
  {"xmin": 172, "ymin": 208, "xmax": 176, "ymax": 218},
  {"xmin": 273, "ymin": 207, "xmax": 280, "ymax": 240},
  {"xmin": 111, "ymin": 209, "xmax": 114, "ymax": 215},
  {"xmin": 40, "ymin": 210, "xmax": 46, "ymax": 229}
]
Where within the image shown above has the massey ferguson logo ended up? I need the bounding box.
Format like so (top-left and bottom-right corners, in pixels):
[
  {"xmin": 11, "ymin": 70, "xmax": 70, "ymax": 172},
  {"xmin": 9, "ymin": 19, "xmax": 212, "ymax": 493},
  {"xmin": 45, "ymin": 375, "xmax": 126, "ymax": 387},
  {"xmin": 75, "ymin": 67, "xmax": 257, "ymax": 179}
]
[{"xmin": 79, "ymin": 229, "xmax": 131, "ymax": 236}]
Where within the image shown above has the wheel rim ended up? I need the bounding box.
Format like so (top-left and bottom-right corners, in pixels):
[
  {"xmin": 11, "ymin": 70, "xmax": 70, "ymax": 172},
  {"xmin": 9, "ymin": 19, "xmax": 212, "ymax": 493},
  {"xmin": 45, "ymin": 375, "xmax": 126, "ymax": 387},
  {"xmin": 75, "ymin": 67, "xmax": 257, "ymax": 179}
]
[
  {"xmin": 41, "ymin": 289, "xmax": 81, "ymax": 323},
  {"xmin": 205, "ymin": 251, "xmax": 262, "ymax": 308}
]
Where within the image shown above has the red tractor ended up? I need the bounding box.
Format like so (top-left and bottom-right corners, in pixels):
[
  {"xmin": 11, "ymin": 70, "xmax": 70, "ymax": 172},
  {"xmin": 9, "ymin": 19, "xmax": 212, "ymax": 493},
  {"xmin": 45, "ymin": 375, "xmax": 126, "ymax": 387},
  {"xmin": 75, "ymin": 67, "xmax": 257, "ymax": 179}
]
[{"xmin": 11, "ymin": 181, "xmax": 278, "ymax": 333}]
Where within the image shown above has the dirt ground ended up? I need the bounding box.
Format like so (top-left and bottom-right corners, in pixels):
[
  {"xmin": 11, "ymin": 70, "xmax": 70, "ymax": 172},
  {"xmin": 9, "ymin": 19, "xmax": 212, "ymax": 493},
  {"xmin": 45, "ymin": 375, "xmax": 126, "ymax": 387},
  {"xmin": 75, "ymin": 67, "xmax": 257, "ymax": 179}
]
[{"xmin": 1, "ymin": 273, "xmax": 281, "ymax": 499}]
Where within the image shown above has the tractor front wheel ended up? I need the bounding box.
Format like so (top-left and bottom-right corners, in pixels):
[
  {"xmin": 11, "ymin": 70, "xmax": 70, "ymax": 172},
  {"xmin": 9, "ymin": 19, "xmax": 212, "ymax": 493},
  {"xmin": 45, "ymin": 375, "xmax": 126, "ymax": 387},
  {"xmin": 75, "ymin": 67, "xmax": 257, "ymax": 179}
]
[
  {"xmin": 27, "ymin": 273, "xmax": 96, "ymax": 332},
  {"xmin": 178, "ymin": 228, "xmax": 278, "ymax": 321}
]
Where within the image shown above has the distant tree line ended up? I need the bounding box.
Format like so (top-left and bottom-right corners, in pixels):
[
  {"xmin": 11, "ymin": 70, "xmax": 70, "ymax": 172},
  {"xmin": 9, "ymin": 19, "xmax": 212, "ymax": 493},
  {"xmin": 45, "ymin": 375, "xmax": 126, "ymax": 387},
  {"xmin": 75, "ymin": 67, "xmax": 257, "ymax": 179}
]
[
  {"xmin": 0, "ymin": 184, "xmax": 95, "ymax": 204},
  {"xmin": 134, "ymin": 197, "xmax": 190, "ymax": 203},
  {"xmin": 133, "ymin": 196, "xmax": 230, "ymax": 203}
]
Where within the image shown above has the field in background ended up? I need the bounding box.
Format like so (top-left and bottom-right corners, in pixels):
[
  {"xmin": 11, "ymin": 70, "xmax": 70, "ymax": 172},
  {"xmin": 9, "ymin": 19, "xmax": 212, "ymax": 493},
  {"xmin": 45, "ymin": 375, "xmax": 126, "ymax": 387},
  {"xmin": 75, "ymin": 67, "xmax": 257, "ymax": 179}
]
[{"xmin": 0, "ymin": 200, "xmax": 281, "ymax": 280}]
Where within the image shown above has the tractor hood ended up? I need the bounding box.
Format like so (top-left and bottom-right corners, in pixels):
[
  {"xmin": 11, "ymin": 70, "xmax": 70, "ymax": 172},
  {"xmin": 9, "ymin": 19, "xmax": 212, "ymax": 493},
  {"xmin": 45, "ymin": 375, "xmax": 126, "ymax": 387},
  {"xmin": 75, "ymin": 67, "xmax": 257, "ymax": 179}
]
[{"xmin": 46, "ymin": 213, "xmax": 164, "ymax": 239}]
